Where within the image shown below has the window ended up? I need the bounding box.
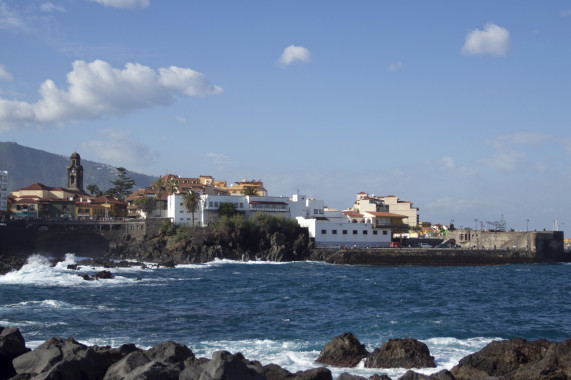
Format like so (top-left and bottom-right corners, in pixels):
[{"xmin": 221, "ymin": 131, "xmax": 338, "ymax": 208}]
[
  {"xmin": 383, "ymin": 230, "xmax": 388, "ymax": 235},
  {"xmin": 214, "ymin": 202, "xmax": 218, "ymax": 207},
  {"xmin": 321, "ymin": 229, "xmax": 327, "ymax": 235},
  {"xmin": 180, "ymin": 202, "xmax": 184, "ymax": 206},
  {"xmin": 332, "ymin": 230, "xmax": 337, "ymax": 235},
  {"xmin": 29, "ymin": 205, "xmax": 35, "ymax": 210},
  {"xmin": 343, "ymin": 230, "xmax": 347, "ymax": 235},
  {"xmin": 209, "ymin": 202, "xmax": 213, "ymax": 207},
  {"xmin": 363, "ymin": 230, "xmax": 368, "ymax": 235},
  {"xmin": 373, "ymin": 230, "xmax": 378, "ymax": 235},
  {"xmin": 240, "ymin": 203, "xmax": 243, "ymax": 208},
  {"xmin": 353, "ymin": 230, "xmax": 358, "ymax": 235},
  {"xmin": 180, "ymin": 210, "xmax": 184, "ymax": 213}
]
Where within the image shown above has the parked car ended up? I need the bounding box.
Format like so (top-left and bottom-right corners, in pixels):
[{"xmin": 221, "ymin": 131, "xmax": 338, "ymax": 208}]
[
  {"xmin": 389, "ymin": 242, "xmax": 403, "ymax": 248},
  {"xmin": 419, "ymin": 242, "xmax": 433, "ymax": 248}
]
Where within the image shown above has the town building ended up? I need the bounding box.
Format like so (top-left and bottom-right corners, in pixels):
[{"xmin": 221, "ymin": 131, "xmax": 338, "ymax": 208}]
[
  {"xmin": 8, "ymin": 153, "xmax": 126, "ymax": 220},
  {"xmin": 350, "ymin": 192, "xmax": 419, "ymax": 227}
]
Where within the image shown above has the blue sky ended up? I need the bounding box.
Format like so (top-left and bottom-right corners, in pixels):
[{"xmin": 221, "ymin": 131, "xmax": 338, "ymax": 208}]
[{"xmin": 1, "ymin": 0, "xmax": 570, "ymax": 235}]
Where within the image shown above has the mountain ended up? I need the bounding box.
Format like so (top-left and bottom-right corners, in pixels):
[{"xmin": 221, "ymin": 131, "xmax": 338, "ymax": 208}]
[{"xmin": 0, "ymin": 142, "xmax": 155, "ymax": 192}]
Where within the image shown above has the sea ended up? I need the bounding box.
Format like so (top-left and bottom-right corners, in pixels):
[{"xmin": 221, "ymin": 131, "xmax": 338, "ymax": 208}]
[{"xmin": 1, "ymin": 254, "xmax": 570, "ymax": 379}]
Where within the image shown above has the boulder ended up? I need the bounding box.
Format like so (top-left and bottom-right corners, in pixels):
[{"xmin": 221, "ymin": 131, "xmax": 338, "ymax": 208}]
[
  {"xmin": 180, "ymin": 350, "xmax": 265, "ymax": 380},
  {"xmin": 0, "ymin": 326, "xmax": 30, "ymax": 379},
  {"xmin": 292, "ymin": 367, "xmax": 332, "ymax": 380},
  {"xmin": 145, "ymin": 340, "xmax": 195, "ymax": 367},
  {"xmin": 316, "ymin": 333, "xmax": 369, "ymax": 367},
  {"xmin": 12, "ymin": 337, "xmax": 122, "ymax": 380},
  {"xmin": 336, "ymin": 372, "xmax": 368, "ymax": 380},
  {"xmin": 451, "ymin": 338, "xmax": 571, "ymax": 380},
  {"xmin": 92, "ymin": 270, "xmax": 113, "ymax": 280},
  {"xmin": 365, "ymin": 339, "xmax": 436, "ymax": 369},
  {"xmin": 369, "ymin": 375, "xmax": 392, "ymax": 380},
  {"xmin": 399, "ymin": 370, "xmax": 455, "ymax": 380},
  {"xmin": 450, "ymin": 338, "xmax": 550, "ymax": 379},
  {"xmin": 121, "ymin": 360, "xmax": 180, "ymax": 380},
  {"xmin": 103, "ymin": 351, "xmax": 150, "ymax": 380}
]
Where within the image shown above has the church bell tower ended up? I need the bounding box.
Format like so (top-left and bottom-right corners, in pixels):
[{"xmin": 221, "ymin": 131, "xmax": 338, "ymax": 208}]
[{"xmin": 67, "ymin": 152, "xmax": 84, "ymax": 191}]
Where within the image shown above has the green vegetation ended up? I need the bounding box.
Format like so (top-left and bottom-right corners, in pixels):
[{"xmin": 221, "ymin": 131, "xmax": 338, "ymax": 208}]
[
  {"xmin": 242, "ymin": 186, "xmax": 258, "ymax": 196},
  {"xmin": 86, "ymin": 184, "xmax": 102, "ymax": 196},
  {"xmin": 183, "ymin": 190, "xmax": 202, "ymax": 226},
  {"xmin": 106, "ymin": 167, "xmax": 136, "ymax": 200},
  {"xmin": 133, "ymin": 197, "xmax": 156, "ymax": 215},
  {"xmin": 218, "ymin": 202, "xmax": 238, "ymax": 218}
]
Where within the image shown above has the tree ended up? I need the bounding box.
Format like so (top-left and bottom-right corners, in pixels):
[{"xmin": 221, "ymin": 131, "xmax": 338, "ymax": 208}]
[
  {"xmin": 242, "ymin": 186, "xmax": 258, "ymax": 196},
  {"xmin": 165, "ymin": 178, "xmax": 178, "ymax": 195},
  {"xmin": 86, "ymin": 184, "xmax": 101, "ymax": 196},
  {"xmin": 183, "ymin": 190, "xmax": 202, "ymax": 226},
  {"xmin": 133, "ymin": 197, "xmax": 156, "ymax": 216},
  {"xmin": 107, "ymin": 167, "xmax": 135, "ymax": 200},
  {"xmin": 152, "ymin": 177, "xmax": 165, "ymax": 198},
  {"xmin": 219, "ymin": 202, "xmax": 237, "ymax": 218}
]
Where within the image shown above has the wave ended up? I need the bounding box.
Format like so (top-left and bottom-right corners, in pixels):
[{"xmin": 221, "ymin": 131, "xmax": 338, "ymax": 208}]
[{"xmin": 0, "ymin": 254, "xmax": 145, "ymax": 287}]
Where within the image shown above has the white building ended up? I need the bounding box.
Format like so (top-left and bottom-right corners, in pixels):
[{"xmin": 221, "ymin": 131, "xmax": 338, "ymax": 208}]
[
  {"xmin": 0, "ymin": 171, "xmax": 7, "ymax": 212},
  {"xmin": 166, "ymin": 191, "xmax": 396, "ymax": 248},
  {"xmin": 167, "ymin": 193, "xmax": 290, "ymax": 226}
]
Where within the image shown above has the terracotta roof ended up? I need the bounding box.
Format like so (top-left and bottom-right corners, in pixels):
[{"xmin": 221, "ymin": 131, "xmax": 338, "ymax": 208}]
[
  {"xmin": 19, "ymin": 183, "xmax": 53, "ymax": 191},
  {"xmin": 364, "ymin": 211, "xmax": 407, "ymax": 218}
]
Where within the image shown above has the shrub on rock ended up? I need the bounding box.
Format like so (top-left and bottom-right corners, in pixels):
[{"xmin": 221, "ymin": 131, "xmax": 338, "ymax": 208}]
[
  {"xmin": 364, "ymin": 338, "xmax": 436, "ymax": 369},
  {"xmin": 316, "ymin": 332, "xmax": 369, "ymax": 367}
]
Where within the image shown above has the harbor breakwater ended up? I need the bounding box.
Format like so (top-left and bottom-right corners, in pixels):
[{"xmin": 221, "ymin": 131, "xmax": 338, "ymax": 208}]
[{"xmin": 1, "ymin": 219, "xmax": 568, "ymax": 269}]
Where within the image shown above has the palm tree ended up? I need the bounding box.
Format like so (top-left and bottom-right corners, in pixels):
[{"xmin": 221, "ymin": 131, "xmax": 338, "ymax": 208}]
[
  {"xmin": 183, "ymin": 190, "xmax": 202, "ymax": 226},
  {"xmin": 165, "ymin": 178, "xmax": 178, "ymax": 195},
  {"xmin": 86, "ymin": 184, "xmax": 100, "ymax": 196},
  {"xmin": 152, "ymin": 177, "xmax": 165, "ymax": 198},
  {"xmin": 242, "ymin": 186, "xmax": 258, "ymax": 196}
]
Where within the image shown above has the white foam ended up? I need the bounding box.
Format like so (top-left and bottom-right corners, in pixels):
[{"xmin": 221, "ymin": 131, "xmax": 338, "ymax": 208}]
[{"xmin": 0, "ymin": 254, "xmax": 145, "ymax": 287}]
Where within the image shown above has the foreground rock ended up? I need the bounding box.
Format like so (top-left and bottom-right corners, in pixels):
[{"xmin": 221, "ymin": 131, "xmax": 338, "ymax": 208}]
[
  {"xmin": 365, "ymin": 338, "xmax": 436, "ymax": 369},
  {"xmin": 450, "ymin": 338, "xmax": 571, "ymax": 379},
  {"xmin": 316, "ymin": 333, "xmax": 369, "ymax": 367},
  {"xmin": 0, "ymin": 255, "xmax": 25, "ymax": 275},
  {"xmin": 0, "ymin": 326, "xmax": 30, "ymax": 379}
]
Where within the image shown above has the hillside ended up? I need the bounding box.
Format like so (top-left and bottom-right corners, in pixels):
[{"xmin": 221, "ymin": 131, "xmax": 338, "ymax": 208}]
[{"xmin": 0, "ymin": 142, "xmax": 155, "ymax": 192}]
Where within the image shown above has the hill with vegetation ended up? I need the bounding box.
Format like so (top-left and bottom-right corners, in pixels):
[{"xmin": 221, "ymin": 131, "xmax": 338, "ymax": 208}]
[{"xmin": 0, "ymin": 142, "xmax": 155, "ymax": 192}]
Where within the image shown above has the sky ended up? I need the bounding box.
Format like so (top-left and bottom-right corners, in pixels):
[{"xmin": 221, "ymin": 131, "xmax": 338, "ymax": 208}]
[{"xmin": 1, "ymin": 0, "xmax": 570, "ymax": 236}]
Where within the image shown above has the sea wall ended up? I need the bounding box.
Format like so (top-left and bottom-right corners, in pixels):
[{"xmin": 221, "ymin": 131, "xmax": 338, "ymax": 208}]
[
  {"xmin": 0, "ymin": 219, "xmax": 162, "ymax": 258},
  {"xmin": 1, "ymin": 220, "xmax": 568, "ymax": 265},
  {"xmin": 309, "ymin": 247, "xmax": 545, "ymax": 266}
]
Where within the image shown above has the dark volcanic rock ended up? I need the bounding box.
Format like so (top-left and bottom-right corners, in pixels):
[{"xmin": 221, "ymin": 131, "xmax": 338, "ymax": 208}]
[
  {"xmin": 316, "ymin": 332, "xmax": 369, "ymax": 367},
  {"xmin": 0, "ymin": 255, "xmax": 25, "ymax": 275},
  {"xmin": 180, "ymin": 350, "xmax": 266, "ymax": 380},
  {"xmin": 399, "ymin": 369, "xmax": 455, "ymax": 380},
  {"xmin": 103, "ymin": 351, "xmax": 150, "ymax": 380},
  {"xmin": 336, "ymin": 372, "xmax": 368, "ymax": 379},
  {"xmin": 93, "ymin": 270, "xmax": 113, "ymax": 279},
  {"xmin": 12, "ymin": 337, "xmax": 119, "ymax": 380},
  {"xmin": 145, "ymin": 340, "xmax": 195, "ymax": 367},
  {"xmin": 450, "ymin": 338, "xmax": 571, "ymax": 380},
  {"xmin": 0, "ymin": 326, "xmax": 30, "ymax": 379},
  {"xmin": 365, "ymin": 339, "xmax": 436, "ymax": 369}
]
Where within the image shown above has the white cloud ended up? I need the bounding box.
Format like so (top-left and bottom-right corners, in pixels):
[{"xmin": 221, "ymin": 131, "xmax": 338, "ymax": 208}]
[
  {"xmin": 388, "ymin": 61, "xmax": 404, "ymax": 72},
  {"xmin": 560, "ymin": 10, "xmax": 571, "ymax": 17},
  {"xmin": 461, "ymin": 23, "xmax": 512, "ymax": 56},
  {"xmin": 40, "ymin": 2, "xmax": 65, "ymax": 12},
  {"xmin": 481, "ymin": 131, "xmax": 553, "ymax": 171},
  {"xmin": 83, "ymin": 129, "xmax": 158, "ymax": 170},
  {"xmin": 175, "ymin": 116, "xmax": 187, "ymax": 124},
  {"xmin": 207, "ymin": 152, "xmax": 231, "ymax": 165},
  {"xmin": 90, "ymin": 0, "xmax": 150, "ymax": 10},
  {"xmin": 278, "ymin": 45, "xmax": 312, "ymax": 67},
  {"xmin": 440, "ymin": 156, "xmax": 456, "ymax": 169},
  {"xmin": 0, "ymin": 59, "xmax": 223, "ymax": 132},
  {"xmin": 0, "ymin": 1, "xmax": 28, "ymax": 31},
  {"xmin": 0, "ymin": 65, "xmax": 12, "ymax": 81}
]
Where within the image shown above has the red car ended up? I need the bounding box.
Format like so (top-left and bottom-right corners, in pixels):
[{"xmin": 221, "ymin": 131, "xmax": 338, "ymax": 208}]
[{"xmin": 389, "ymin": 242, "xmax": 403, "ymax": 248}]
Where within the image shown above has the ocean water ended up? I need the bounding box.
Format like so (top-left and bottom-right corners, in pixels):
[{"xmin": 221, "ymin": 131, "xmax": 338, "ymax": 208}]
[{"xmin": 1, "ymin": 254, "xmax": 570, "ymax": 379}]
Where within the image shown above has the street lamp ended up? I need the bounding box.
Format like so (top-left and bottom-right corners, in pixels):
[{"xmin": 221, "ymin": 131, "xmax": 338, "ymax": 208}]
[
  {"xmin": 474, "ymin": 219, "xmax": 478, "ymax": 231},
  {"xmin": 526, "ymin": 219, "xmax": 529, "ymax": 232}
]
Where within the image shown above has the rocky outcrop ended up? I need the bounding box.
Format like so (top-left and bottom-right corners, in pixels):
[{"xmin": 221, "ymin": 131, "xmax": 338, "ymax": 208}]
[
  {"xmin": 0, "ymin": 326, "xmax": 30, "ymax": 379},
  {"xmin": 399, "ymin": 370, "xmax": 455, "ymax": 380},
  {"xmin": 0, "ymin": 255, "xmax": 25, "ymax": 275},
  {"xmin": 365, "ymin": 339, "xmax": 436, "ymax": 369},
  {"xmin": 450, "ymin": 338, "xmax": 571, "ymax": 379},
  {"xmin": 316, "ymin": 333, "xmax": 369, "ymax": 367}
]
